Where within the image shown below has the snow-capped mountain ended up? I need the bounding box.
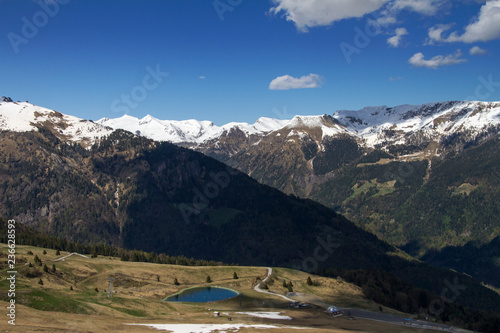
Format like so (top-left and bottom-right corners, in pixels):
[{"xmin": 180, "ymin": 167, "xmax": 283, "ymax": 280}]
[
  {"xmin": 333, "ymin": 101, "xmax": 500, "ymax": 147},
  {"xmin": 97, "ymin": 101, "xmax": 500, "ymax": 149},
  {"xmin": 0, "ymin": 98, "xmax": 113, "ymax": 145},
  {"xmin": 97, "ymin": 114, "xmax": 290, "ymax": 144},
  {"xmin": 2, "ymin": 96, "xmax": 499, "ymax": 153}
]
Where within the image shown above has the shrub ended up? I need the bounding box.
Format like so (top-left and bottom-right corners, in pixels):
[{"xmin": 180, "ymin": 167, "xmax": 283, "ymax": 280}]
[{"xmin": 25, "ymin": 267, "xmax": 41, "ymax": 278}]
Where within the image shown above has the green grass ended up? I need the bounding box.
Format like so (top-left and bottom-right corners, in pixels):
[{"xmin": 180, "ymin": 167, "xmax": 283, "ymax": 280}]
[
  {"xmin": 16, "ymin": 289, "xmax": 92, "ymax": 314},
  {"xmin": 450, "ymin": 183, "xmax": 479, "ymax": 196},
  {"xmin": 346, "ymin": 179, "xmax": 396, "ymax": 201},
  {"xmin": 111, "ymin": 306, "xmax": 148, "ymax": 317}
]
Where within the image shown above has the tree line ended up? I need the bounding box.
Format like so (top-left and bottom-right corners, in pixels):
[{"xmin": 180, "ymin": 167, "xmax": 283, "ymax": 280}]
[{"xmin": 0, "ymin": 218, "xmax": 225, "ymax": 267}]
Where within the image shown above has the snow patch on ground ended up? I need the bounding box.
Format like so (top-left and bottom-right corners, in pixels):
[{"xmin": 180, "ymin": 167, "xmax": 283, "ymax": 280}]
[
  {"xmin": 126, "ymin": 323, "xmax": 308, "ymax": 332},
  {"xmin": 235, "ymin": 312, "xmax": 292, "ymax": 320}
]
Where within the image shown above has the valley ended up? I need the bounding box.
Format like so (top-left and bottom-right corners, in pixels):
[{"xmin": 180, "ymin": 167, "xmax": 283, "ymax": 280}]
[
  {"xmin": 97, "ymin": 100, "xmax": 500, "ymax": 286},
  {"xmin": 0, "ymin": 243, "xmax": 461, "ymax": 333}
]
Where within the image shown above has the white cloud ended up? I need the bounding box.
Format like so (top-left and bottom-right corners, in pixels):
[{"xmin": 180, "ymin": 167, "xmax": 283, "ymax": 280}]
[
  {"xmin": 428, "ymin": 0, "xmax": 500, "ymax": 43},
  {"xmin": 392, "ymin": 0, "xmax": 445, "ymax": 15},
  {"xmin": 269, "ymin": 0, "xmax": 390, "ymax": 32},
  {"xmin": 199, "ymin": 76, "xmax": 206, "ymax": 80},
  {"xmin": 387, "ymin": 27, "xmax": 409, "ymax": 47},
  {"xmin": 269, "ymin": 73, "xmax": 324, "ymax": 90},
  {"xmin": 269, "ymin": 0, "xmax": 456, "ymax": 33},
  {"xmin": 376, "ymin": 14, "xmax": 398, "ymax": 25},
  {"xmin": 408, "ymin": 49, "xmax": 468, "ymax": 68},
  {"xmin": 375, "ymin": 0, "xmax": 445, "ymax": 26},
  {"xmin": 469, "ymin": 45, "xmax": 488, "ymax": 55},
  {"xmin": 427, "ymin": 24, "xmax": 454, "ymax": 44}
]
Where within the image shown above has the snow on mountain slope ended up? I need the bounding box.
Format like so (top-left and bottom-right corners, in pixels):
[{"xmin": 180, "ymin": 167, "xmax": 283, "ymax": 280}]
[
  {"xmin": 98, "ymin": 115, "xmax": 290, "ymax": 144},
  {"xmin": 334, "ymin": 101, "xmax": 500, "ymax": 147},
  {"xmin": 98, "ymin": 101, "xmax": 500, "ymax": 147},
  {"xmin": 284, "ymin": 115, "xmax": 349, "ymax": 140},
  {"xmin": 2, "ymin": 97, "xmax": 498, "ymax": 150},
  {"xmin": 99, "ymin": 113, "xmax": 350, "ymax": 145},
  {"xmin": 0, "ymin": 99, "xmax": 113, "ymax": 144}
]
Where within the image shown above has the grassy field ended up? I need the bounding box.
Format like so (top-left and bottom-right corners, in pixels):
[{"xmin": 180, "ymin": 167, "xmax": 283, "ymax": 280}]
[{"xmin": 0, "ymin": 244, "xmax": 438, "ymax": 332}]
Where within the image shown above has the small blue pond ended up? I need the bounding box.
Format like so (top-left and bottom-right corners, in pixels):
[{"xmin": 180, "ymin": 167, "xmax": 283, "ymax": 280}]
[{"xmin": 164, "ymin": 287, "xmax": 239, "ymax": 303}]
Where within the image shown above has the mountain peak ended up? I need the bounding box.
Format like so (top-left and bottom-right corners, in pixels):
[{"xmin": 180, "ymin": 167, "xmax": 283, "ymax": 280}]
[
  {"xmin": 0, "ymin": 101, "xmax": 113, "ymax": 145},
  {"xmin": 3, "ymin": 99, "xmax": 499, "ymax": 149}
]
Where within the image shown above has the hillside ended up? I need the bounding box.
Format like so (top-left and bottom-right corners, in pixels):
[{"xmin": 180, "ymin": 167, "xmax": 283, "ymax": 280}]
[
  {"xmin": 0, "ymin": 244, "xmax": 392, "ymax": 333},
  {"xmin": 99, "ymin": 100, "xmax": 500, "ymax": 286},
  {"xmin": 1, "ymin": 242, "xmax": 498, "ymax": 332}
]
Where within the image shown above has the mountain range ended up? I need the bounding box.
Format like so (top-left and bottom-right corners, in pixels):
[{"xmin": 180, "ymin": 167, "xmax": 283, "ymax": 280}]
[
  {"xmin": 98, "ymin": 100, "xmax": 500, "ymax": 148},
  {"xmin": 1, "ymin": 97, "xmax": 499, "ymax": 325},
  {"xmin": 98, "ymin": 100, "xmax": 500, "ymax": 282}
]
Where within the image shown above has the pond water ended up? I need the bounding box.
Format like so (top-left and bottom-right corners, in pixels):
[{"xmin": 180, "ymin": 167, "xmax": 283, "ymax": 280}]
[{"xmin": 164, "ymin": 287, "xmax": 239, "ymax": 303}]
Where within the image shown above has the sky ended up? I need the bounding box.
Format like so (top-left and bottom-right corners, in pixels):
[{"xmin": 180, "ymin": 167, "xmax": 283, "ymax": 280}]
[{"xmin": 1, "ymin": 0, "xmax": 499, "ymax": 125}]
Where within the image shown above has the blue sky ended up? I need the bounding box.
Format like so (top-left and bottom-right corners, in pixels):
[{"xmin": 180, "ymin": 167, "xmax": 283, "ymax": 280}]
[{"xmin": 1, "ymin": 0, "xmax": 499, "ymax": 125}]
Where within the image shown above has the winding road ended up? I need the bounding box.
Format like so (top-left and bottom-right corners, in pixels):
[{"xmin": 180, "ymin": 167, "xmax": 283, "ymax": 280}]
[
  {"xmin": 254, "ymin": 268, "xmax": 472, "ymax": 333},
  {"xmin": 253, "ymin": 267, "xmax": 295, "ymax": 302}
]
